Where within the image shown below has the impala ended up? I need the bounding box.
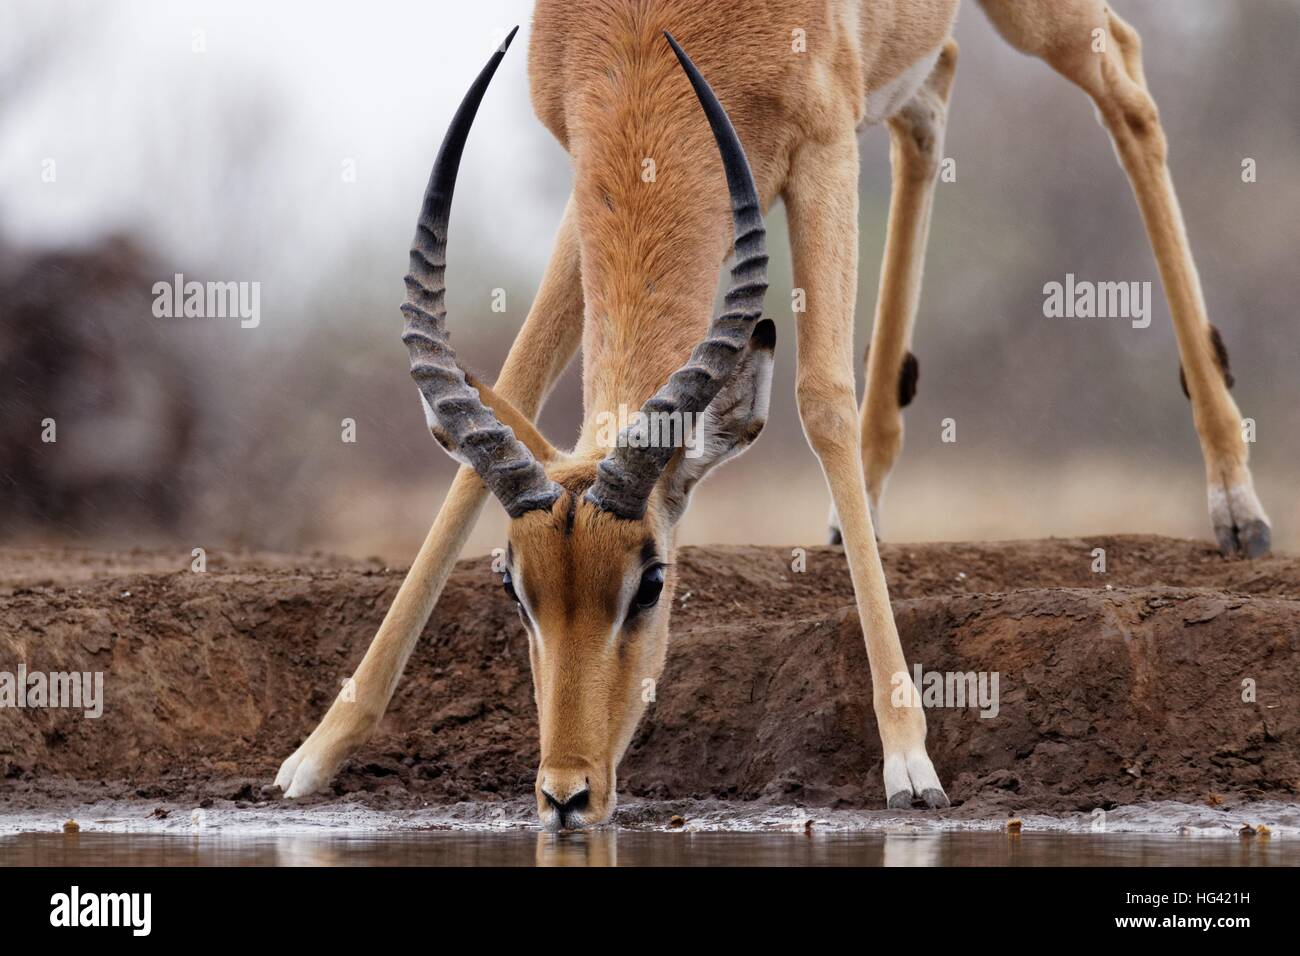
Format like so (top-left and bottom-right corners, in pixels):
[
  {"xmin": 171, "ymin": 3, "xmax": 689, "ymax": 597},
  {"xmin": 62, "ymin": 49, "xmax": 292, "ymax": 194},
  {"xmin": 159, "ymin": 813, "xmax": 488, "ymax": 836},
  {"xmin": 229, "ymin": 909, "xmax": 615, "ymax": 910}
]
[{"xmin": 276, "ymin": 0, "xmax": 1271, "ymax": 829}]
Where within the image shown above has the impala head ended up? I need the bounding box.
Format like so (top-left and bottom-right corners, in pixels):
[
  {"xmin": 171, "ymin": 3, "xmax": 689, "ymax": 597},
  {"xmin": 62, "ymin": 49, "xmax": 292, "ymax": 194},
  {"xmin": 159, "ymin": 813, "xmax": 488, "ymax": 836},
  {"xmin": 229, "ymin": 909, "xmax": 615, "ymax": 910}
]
[{"xmin": 401, "ymin": 28, "xmax": 771, "ymax": 830}]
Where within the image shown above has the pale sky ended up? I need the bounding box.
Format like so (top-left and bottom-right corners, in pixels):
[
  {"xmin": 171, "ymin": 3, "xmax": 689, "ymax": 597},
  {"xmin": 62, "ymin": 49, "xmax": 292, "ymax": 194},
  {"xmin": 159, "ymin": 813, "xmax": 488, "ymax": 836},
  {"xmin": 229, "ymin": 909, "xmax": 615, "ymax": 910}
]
[{"xmin": 0, "ymin": 0, "xmax": 568, "ymax": 294}]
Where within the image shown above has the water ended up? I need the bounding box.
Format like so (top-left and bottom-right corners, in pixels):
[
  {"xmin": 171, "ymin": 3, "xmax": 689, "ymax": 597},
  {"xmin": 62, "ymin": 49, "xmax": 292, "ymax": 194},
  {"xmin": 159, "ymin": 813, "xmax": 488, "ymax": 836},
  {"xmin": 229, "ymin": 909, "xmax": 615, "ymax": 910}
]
[{"xmin": 1, "ymin": 830, "xmax": 1290, "ymax": 867}]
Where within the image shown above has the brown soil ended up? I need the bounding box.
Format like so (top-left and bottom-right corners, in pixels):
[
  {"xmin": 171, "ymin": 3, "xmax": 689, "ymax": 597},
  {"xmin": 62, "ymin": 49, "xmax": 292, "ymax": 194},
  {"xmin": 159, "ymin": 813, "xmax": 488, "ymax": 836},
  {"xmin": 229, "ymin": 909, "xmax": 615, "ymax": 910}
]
[{"xmin": 1, "ymin": 535, "xmax": 1297, "ymax": 819}]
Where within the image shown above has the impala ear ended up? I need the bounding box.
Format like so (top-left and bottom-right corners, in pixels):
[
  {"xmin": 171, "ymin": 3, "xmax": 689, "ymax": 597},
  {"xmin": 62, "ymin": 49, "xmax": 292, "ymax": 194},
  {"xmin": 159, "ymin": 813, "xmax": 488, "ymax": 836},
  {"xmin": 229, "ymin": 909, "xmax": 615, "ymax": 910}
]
[
  {"xmin": 462, "ymin": 374, "xmax": 560, "ymax": 464},
  {"xmin": 658, "ymin": 319, "xmax": 775, "ymax": 525}
]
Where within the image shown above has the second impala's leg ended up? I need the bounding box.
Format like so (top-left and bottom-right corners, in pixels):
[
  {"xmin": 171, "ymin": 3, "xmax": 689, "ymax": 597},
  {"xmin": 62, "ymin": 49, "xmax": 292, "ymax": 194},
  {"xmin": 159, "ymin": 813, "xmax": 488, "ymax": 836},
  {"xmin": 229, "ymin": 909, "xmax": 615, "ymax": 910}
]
[
  {"xmin": 786, "ymin": 132, "xmax": 947, "ymax": 809},
  {"xmin": 275, "ymin": 196, "xmax": 585, "ymax": 797},
  {"xmin": 833, "ymin": 40, "xmax": 958, "ymax": 543},
  {"xmin": 978, "ymin": 0, "xmax": 1270, "ymax": 557}
]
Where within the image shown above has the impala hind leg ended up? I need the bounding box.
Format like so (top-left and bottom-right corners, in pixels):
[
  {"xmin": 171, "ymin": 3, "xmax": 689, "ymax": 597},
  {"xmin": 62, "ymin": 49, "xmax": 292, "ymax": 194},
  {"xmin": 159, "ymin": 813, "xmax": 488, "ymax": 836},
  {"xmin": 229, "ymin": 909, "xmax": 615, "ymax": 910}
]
[
  {"xmin": 274, "ymin": 196, "xmax": 585, "ymax": 798},
  {"xmin": 978, "ymin": 0, "xmax": 1270, "ymax": 557},
  {"xmin": 786, "ymin": 132, "xmax": 947, "ymax": 809},
  {"xmin": 831, "ymin": 40, "xmax": 958, "ymax": 544}
]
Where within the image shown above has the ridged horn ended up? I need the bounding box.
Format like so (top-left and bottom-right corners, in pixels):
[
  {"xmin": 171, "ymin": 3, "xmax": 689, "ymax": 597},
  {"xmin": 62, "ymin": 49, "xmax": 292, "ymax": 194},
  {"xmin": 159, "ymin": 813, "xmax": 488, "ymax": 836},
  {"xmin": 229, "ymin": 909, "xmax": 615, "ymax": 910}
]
[
  {"xmin": 400, "ymin": 26, "xmax": 562, "ymax": 519},
  {"xmin": 584, "ymin": 32, "xmax": 769, "ymax": 520}
]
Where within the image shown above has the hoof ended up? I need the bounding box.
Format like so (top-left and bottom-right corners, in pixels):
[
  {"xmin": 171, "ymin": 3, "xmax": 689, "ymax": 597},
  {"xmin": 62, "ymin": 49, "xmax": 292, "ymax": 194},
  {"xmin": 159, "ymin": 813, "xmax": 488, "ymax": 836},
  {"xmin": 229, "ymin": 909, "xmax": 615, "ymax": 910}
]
[
  {"xmin": 827, "ymin": 526, "xmax": 843, "ymax": 546},
  {"xmin": 921, "ymin": 787, "xmax": 950, "ymax": 809},
  {"xmin": 1210, "ymin": 482, "xmax": 1272, "ymax": 560},
  {"xmin": 884, "ymin": 750, "xmax": 946, "ymax": 811},
  {"xmin": 886, "ymin": 788, "xmax": 950, "ymax": 810},
  {"xmin": 1230, "ymin": 519, "xmax": 1271, "ymax": 560},
  {"xmin": 1214, "ymin": 516, "xmax": 1272, "ymax": 560},
  {"xmin": 887, "ymin": 790, "xmax": 914, "ymax": 810}
]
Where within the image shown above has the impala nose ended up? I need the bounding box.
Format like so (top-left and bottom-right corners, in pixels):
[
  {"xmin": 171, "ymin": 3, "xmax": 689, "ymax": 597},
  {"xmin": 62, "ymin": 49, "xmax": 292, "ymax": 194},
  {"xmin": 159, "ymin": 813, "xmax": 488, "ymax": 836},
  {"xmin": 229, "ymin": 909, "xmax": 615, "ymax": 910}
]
[{"xmin": 541, "ymin": 784, "xmax": 590, "ymax": 828}]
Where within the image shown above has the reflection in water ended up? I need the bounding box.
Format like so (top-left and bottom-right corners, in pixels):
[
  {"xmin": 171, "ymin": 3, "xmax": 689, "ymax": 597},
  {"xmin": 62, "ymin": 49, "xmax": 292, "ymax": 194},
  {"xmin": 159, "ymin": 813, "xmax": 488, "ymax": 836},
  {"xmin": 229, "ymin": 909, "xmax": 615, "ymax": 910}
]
[
  {"xmin": 273, "ymin": 835, "xmax": 348, "ymax": 868},
  {"xmin": 882, "ymin": 833, "xmax": 941, "ymax": 867},
  {"xmin": 0, "ymin": 829, "xmax": 1291, "ymax": 867},
  {"xmin": 535, "ymin": 831, "xmax": 618, "ymax": 867}
]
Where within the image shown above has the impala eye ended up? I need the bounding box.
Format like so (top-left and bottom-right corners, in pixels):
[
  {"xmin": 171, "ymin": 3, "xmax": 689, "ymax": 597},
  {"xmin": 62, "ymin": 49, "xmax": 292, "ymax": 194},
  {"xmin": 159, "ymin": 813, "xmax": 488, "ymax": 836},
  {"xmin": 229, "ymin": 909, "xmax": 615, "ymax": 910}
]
[
  {"xmin": 502, "ymin": 570, "xmax": 519, "ymax": 604},
  {"xmin": 632, "ymin": 564, "xmax": 665, "ymax": 612}
]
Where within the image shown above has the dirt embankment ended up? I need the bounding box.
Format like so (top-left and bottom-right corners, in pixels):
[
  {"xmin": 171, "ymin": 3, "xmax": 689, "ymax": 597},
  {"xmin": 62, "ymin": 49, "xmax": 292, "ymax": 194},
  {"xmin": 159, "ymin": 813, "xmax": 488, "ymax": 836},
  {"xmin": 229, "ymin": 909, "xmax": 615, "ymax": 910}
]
[{"xmin": 0, "ymin": 536, "xmax": 1297, "ymax": 816}]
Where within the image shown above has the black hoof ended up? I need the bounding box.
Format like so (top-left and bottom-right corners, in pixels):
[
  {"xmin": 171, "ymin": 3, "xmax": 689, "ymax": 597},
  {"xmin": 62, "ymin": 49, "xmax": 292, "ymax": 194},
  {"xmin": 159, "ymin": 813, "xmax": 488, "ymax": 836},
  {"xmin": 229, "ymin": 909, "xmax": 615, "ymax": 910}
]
[
  {"xmin": 1238, "ymin": 520, "xmax": 1272, "ymax": 559},
  {"xmin": 921, "ymin": 788, "xmax": 950, "ymax": 810},
  {"xmin": 886, "ymin": 790, "xmax": 914, "ymax": 810},
  {"xmin": 827, "ymin": 526, "xmax": 843, "ymax": 546},
  {"xmin": 1216, "ymin": 519, "xmax": 1272, "ymax": 559}
]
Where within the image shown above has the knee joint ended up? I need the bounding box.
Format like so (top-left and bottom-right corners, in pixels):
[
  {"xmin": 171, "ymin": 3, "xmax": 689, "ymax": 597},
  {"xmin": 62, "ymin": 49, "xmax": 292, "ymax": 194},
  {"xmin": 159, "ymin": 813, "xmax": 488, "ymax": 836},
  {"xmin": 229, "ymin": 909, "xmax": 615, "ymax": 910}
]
[
  {"xmin": 1118, "ymin": 94, "xmax": 1160, "ymax": 141},
  {"xmin": 1098, "ymin": 85, "xmax": 1166, "ymax": 163},
  {"xmin": 891, "ymin": 101, "xmax": 946, "ymax": 179},
  {"xmin": 798, "ymin": 380, "xmax": 857, "ymax": 450}
]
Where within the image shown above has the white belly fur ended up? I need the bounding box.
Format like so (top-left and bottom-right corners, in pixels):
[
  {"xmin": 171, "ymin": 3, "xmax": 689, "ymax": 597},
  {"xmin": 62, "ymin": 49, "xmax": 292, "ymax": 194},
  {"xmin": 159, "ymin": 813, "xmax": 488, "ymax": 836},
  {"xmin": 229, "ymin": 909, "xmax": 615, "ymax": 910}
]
[{"xmin": 862, "ymin": 46, "xmax": 942, "ymax": 127}]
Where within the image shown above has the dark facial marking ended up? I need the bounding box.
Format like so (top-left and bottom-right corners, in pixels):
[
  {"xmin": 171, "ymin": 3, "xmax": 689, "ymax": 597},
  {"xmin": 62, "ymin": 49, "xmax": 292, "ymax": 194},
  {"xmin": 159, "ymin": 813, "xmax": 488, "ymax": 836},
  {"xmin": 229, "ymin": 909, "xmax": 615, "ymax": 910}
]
[{"xmin": 564, "ymin": 494, "xmax": 577, "ymax": 536}]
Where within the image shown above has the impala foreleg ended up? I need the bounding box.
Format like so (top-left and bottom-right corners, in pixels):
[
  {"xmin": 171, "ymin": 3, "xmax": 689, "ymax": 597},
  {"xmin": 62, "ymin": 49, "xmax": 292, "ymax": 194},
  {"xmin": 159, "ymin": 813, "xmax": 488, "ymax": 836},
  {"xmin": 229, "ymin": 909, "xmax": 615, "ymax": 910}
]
[
  {"xmin": 275, "ymin": 196, "xmax": 584, "ymax": 797},
  {"xmin": 786, "ymin": 133, "xmax": 947, "ymax": 810}
]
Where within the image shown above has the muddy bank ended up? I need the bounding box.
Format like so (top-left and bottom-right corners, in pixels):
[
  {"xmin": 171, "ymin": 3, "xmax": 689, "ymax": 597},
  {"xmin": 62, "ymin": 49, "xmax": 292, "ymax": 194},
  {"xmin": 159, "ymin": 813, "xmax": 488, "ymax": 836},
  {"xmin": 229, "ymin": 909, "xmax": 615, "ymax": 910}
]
[{"xmin": 1, "ymin": 535, "xmax": 1297, "ymax": 822}]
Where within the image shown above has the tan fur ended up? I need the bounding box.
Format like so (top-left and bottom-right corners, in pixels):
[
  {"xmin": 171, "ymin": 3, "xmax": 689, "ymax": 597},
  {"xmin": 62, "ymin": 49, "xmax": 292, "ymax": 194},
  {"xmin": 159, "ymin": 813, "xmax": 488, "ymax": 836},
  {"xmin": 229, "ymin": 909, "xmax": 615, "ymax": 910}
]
[
  {"xmin": 277, "ymin": 1, "xmax": 1270, "ymax": 815},
  {"xmin": 853, "ymin": 0, "xmax": 1267, "ymax": 551},
  {"xmin": 512, "ymin": 479, "xmax": 670, "ymax": 827}
]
